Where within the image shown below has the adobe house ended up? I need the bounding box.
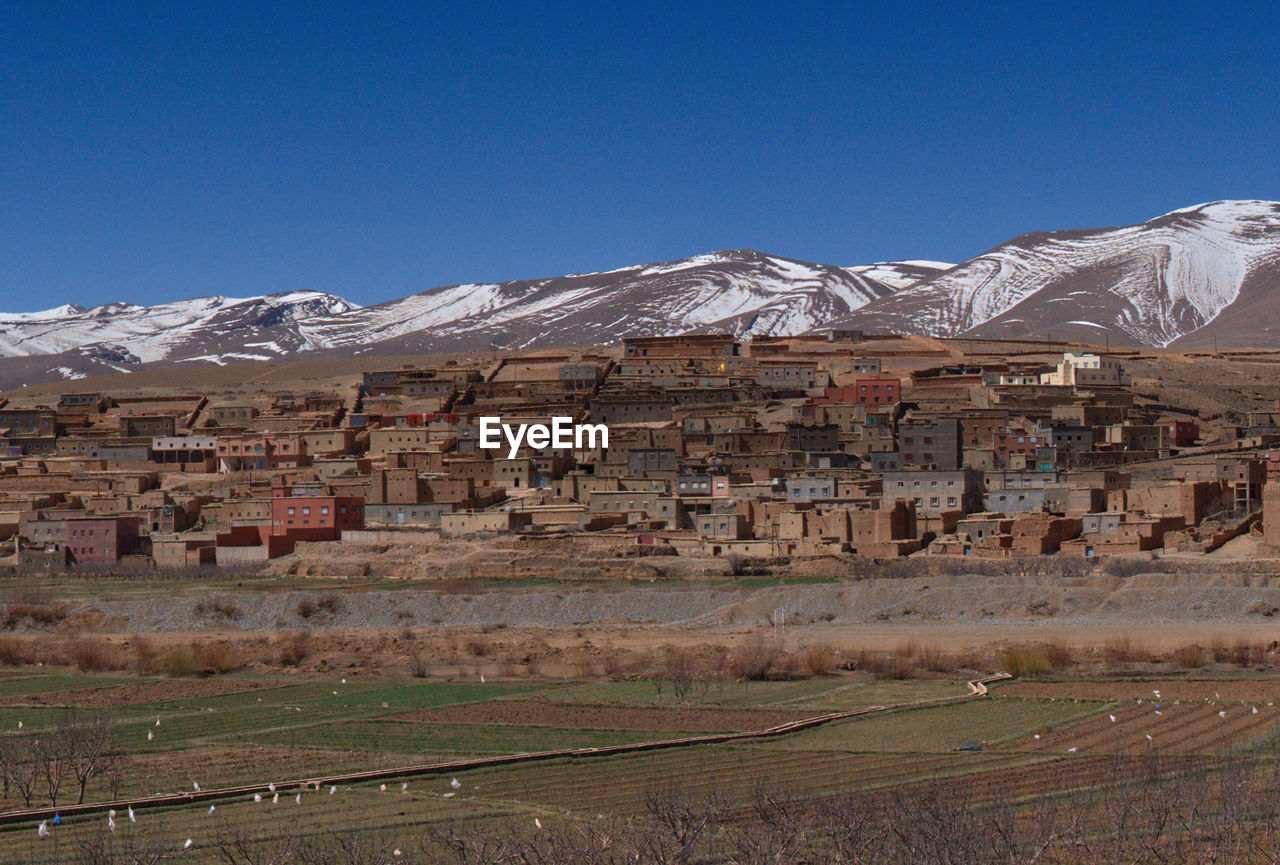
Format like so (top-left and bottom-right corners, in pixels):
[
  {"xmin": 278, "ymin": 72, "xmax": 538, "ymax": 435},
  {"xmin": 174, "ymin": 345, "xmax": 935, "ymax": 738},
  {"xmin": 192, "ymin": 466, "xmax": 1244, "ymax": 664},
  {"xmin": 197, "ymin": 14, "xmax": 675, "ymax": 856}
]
[{"xmin": 622, "ymin": 334, "xmax": 738, "ymax": 358}]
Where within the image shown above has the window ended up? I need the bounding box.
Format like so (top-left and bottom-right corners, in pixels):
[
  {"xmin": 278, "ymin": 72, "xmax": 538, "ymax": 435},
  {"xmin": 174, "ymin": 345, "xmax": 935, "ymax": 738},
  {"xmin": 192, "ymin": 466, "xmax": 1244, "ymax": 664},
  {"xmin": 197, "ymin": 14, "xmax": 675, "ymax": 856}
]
[
  {"xmin": 321, "ymin": 506, "xmax": 329, "ymax": 515},
  {"xmin": 287, "ymin": 507, "xmax": 296, "ymax": 516},
  {"xmin": 302, "ymin": 507, "xmax": 310, "ymax": 516}
]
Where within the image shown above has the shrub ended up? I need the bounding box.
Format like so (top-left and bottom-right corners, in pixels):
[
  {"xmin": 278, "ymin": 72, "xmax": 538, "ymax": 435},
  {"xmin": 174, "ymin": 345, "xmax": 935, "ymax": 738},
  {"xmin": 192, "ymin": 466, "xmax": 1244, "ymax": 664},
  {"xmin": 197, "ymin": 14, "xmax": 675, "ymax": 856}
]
[
  {"xmin": 1003, "ymin": 646, "xmax": 1051, "ymax": 678},
  {"xmin": 0, "ymin": 636, "xmax": 32, "ymax": 666},
  {"xmin": 1043, "ymin": 643, "xmax": 1075, "ymax": 670},
  {"xmin": 297, "ymin": 598, "xmax": 318, "ymax": 619},
  {"xmin": 409, "ymin": 651, "xmax": 430, "ymax": 678},
  {"xmin": 858, "ymin": 650, "xmax": 917, "ymax": 680},
  {"xmin": 157, "ymin": 645, "xmax": 199, "ymax": 677},
  {"xmin": 1173, "ymin": 645, "xmax": 1206, "ymax": 669},
  {"xmin": 1231, "ymin": 640, "xmax": 1266, "ymax": 668},
  {"xmin": 279, "ymin": 631, "xmax": 311, "ymax": 666},
  {"xmin": 194, "ymin": 598, "xmax": 241, "ymax": 620},
  {"xmin": 3, "ymin": 603, "xmax": 70, "ymax": 629},
  {"xmin": 316, "ymin": 593, "xmax": 343, "ymax": 615},
  {"xmin": 69, "ymin": 638, "xmax": 127, "ymax": 672},
  {"xmin": 799, "ymin": 644, "xmax": 836, "ymax": 676},
  {"xmin": 730, "ymin": 634, "xmax": 784, "ymax": 681},
  {"xmin": 1103, "ymin": 638, "xmax": 1147, "ymax": 665},
  {"xmin": 464, "ymin": 638, "xmax": 490, "ymax": 658},
  {"xmin": 196, "ymin": 642, "xmax": 245, "ymax": 674},
  {"xmin": 131, "ymin": 636, "xmax": 159, "ymax": 675},
  {"xmin": 916, "ymin": 644, "xmax": 956, "ymax": 673}
]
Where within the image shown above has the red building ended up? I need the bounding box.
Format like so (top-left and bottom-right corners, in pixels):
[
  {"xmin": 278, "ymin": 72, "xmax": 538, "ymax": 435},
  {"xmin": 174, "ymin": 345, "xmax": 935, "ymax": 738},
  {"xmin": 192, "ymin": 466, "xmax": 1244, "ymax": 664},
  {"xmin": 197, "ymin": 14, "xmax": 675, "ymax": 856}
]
[
  {"xmin": 1158, "ymin": 419, "xmax": 1199, "ymax": 448},
  {"xmin": 993, "ymin": 432, "xmax": 1047, "ymax": 468},
  {"xmin": 851, "ymin": 378, "xmax": 901, "ymax": 407},
  {"xmin": 61, "ymin": 516, "xmax": 140, "ymax": 565},
  {"xmin": 270, "ymin": 487, "xmax": 365, "ymax": 539}
]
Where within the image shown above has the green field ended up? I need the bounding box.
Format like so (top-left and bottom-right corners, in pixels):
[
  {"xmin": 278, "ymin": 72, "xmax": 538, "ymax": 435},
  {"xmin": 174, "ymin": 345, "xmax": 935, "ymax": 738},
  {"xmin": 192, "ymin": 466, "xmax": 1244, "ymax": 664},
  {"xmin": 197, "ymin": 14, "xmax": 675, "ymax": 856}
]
[{"xmin": 3, "ymin": 669, "xmax": 1271, "ymax": 863}]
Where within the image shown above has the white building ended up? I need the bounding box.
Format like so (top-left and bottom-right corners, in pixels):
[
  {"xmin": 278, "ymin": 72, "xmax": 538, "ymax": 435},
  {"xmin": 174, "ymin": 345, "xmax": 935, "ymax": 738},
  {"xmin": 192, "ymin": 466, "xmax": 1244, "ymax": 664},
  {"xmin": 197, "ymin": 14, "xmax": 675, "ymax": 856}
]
[{"xmin": 1039, "ymin": 352, "xmax": 1131, "ymax": 387}]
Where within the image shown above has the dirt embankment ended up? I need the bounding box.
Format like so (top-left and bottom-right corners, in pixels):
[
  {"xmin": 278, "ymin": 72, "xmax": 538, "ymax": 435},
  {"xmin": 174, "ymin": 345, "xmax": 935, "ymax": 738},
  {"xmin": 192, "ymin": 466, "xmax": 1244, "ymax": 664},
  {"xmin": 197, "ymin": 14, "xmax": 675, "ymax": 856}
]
[{"xmin": 12, "ymin": 571, "xmax": 1280, "ymax": 637}]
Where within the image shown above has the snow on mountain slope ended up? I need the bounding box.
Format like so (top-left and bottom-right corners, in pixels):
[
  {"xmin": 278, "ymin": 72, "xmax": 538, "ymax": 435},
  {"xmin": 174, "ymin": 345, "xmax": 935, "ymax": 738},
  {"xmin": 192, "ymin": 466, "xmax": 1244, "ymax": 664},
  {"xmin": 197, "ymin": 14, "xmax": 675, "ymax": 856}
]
[
  {"xmin": 843, "ymin": 260, "xmax": 953, "ymax": 290},
  {"xmin": 825, "ymin": 201, "xmax": 1280, "ymax": 346},
  {"xmin": 295, "ymin": 249, "xmax": 898, "ymax": 353},
  {"xmin": 0, "ymin": 291, "xmax": 356, "ymax": 363}
]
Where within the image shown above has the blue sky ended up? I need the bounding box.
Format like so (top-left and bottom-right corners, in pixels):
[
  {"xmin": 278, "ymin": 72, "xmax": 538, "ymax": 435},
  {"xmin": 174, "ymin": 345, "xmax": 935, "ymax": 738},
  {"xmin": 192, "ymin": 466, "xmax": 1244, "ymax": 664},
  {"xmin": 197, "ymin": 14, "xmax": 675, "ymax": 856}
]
[{"xmin": 2, "ymin": 2, "xmax": 1277, "ymax": 311}]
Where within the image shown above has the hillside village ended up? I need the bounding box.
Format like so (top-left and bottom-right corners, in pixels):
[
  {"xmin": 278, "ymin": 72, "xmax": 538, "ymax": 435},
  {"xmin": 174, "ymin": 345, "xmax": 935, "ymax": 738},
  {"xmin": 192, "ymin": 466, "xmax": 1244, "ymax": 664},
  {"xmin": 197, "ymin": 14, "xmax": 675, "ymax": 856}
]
[{"xmin": 2, "ymin": 330, "xmax": 1279, "ymax": 574}]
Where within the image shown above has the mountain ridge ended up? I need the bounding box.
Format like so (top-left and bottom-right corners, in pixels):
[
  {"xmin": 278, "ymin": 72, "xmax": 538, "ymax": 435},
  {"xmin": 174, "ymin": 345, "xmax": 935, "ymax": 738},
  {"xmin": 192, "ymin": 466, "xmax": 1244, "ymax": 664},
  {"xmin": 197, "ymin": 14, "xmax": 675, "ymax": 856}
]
[{"xmin": 3, "ymin": 200, "xmax": 1280, "ymax": 389}]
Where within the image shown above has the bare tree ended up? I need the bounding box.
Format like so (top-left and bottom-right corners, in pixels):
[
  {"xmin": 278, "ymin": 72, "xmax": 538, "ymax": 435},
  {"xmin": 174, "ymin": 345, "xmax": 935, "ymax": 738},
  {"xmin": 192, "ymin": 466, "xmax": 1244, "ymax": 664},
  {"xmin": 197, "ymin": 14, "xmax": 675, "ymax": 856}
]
[
  {"xmin": 637, "ymin": 787, "xmax": 726, "ymax": 865},
  {"xmin": 66, "ymin": 708, "xmax": 118, "ymax": 803},
  {"xmin": 38, "ymin": 727, "xmax": 74, "ymax": 806},
  {"xmin": 7, "ymin": 734, "xmax": 41, "ymax": 807}
]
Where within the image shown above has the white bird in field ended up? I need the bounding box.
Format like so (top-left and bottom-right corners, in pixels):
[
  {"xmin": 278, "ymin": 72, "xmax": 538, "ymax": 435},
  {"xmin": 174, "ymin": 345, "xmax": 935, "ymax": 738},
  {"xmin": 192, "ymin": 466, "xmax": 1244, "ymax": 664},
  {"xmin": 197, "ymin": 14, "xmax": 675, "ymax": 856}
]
[
  {"xmin": 254, "ymin": 794, "xmax": 262, "ymax": 803},
  {"xmin": 1110, "ymin": 714, "xmax": 1117, "ymax": 723},
  {"xmin": 37, "ymin": 820, "xmax": 49, "ymax": 838},
  {"xmin": 193, "ymin": 782, "xmax": 200, "ymax": 792},
  {"xmin": 535, "ymin": 818, "xmax": 542, "ymax": 829},
  {"xmin": 1219, "ymin": 710, "xmax": 1228, "ymax": 719},
  {"xmin": 1254, "ymin": 706, "xmax": 1260, "ymax": 714},
  {"xmin": 17, "ymin": 721, "xmax": 22, "ymax": 729},
  {"xmin": 128, "ymin": 806, "xmax": 136, "ymax": 823},
  {"xmin": 1067, "ymin": 746, "xmax": 1077, "ymax": 753},
  {"xmin": 1147, "ymin": 734, "xmax": 1153, "ymax": 741},
  {"xmin": 394, "ymin": 849, "xmax": 403, "ymax": 857},
  {"xmin": 108, "ymin": 812, "xmax": 116, "ymax": 832},
  {"xmin": 380, "ymin": 783, "xmax": 387, "ymax": 792},
  {"xmin": 450, "ymin": 778, "xmax": 461, "ymax": 790},
  {"xmin": 1154, "ymin": 710, "xmax": 1163, "ymax": 716},
  {"xmin": 269, "ymin": 783, "xmax": 276, "ymax": 792},
  {"xmin": 401, "ymin": 782, "xmax": 408, "ymax": 792},
  {"xmin": 295, "ymin": 793, "xmax": 301, "ymax": 804},
  {"xmin": 333, "ymin": 691, "xmax": 338, "ymax": 695},
  {"xmin": 329, "ymin": 786, "xmax": 337, "ymax": 795},
  {"xmin": 1033, "ymin": 734, "xmax": 1040, "ymax": 740},
  {"xmin": 273, "ymin": 793, "xmax": 279, "ymax": 804},
  {"xmin": 480, "ymin": 674, "xmax": 485, "ymax": 683},
  {"xmin": 156, "ymin": 717, "xmax": 161, "ymax": 726},
  {"xmin": 184, "ymin": 839, "xmax": 193, "ymax": 850},
  {"xmin": 1153, "ymin": 690, "xmax": 1160, "ymax": 697},
  {"xmin": 341, "ymin": 678, "xmax": 346, "ymax": 684},
  {"xmin": 208, "ymin": 805, "xmax": 215, "ymax": 815},
  {"xmin": 443, "ymin": 792, "xmax": 455, "ymax": 798}
]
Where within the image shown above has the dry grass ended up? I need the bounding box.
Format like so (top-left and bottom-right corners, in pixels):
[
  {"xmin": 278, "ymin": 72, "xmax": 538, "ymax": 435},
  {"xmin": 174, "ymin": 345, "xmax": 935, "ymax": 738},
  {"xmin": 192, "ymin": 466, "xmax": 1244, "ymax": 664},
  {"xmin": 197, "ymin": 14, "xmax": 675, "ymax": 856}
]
[
  {"xmin": 68, "ymin": 638, "xmax": 129, "ymax": 672},
  {"xmin": 1003, "ymin": 646, "xmax": 1052, "ymax": 678},
  {"xmin": 409, "ymin": 650, "xmax": 430, "ymax": 678},
  {"xmin": 3, "ymin": 602, "xmax": 70, "ymax": 629},
  {"xmin": 196, "ymin": 641, "xmax": 245, "ymax": 674},
  {"xmin": 1102, "ymin": 637, "xmax": 1149, "ymax": 665},
  {"xmin": 157, "ymin": 645, "xmax": 199, "ymax": 677},
  {"xmin": 193, "ymin": 597, "xmax": 241, "ymax": 620},
  {"xmin": 798, "ymin": 644, "xmax": 837, "ymax": 676},
  {"xmin": 279, "ymin": 631, "xmax": 311, "ymax": 666},
  {"xmin": 1173, "ymin": 645, "xmax": 1206, "ymax": 669}
]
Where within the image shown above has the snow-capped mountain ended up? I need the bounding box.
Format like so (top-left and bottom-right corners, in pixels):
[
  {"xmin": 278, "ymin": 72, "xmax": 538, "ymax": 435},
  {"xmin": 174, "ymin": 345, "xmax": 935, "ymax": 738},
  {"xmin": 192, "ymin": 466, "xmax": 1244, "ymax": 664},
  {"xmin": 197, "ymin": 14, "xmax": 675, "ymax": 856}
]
[
  {"xmin": 4, "ymin": 200, "xmax": 1280, "ymax": 389},
  {"xmin": 825, "ymin": 201, "xmax": 1280, "ymax": 346},
  {"xmin": 295, "ymin": 249, "xmax": 899, "ymax": 354},
  {"xmin": 0, "ymin": 291, "xmax": 355, "ymax": 363}
]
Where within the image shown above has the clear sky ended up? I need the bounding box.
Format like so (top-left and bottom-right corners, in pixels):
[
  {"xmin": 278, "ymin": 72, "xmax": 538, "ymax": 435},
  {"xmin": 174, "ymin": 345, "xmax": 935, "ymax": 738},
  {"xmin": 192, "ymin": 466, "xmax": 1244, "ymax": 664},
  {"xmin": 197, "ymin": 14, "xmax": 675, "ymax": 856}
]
[{"xmin": 2, "ymin": 1, "xmax": 1277, "ymax": 311}]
